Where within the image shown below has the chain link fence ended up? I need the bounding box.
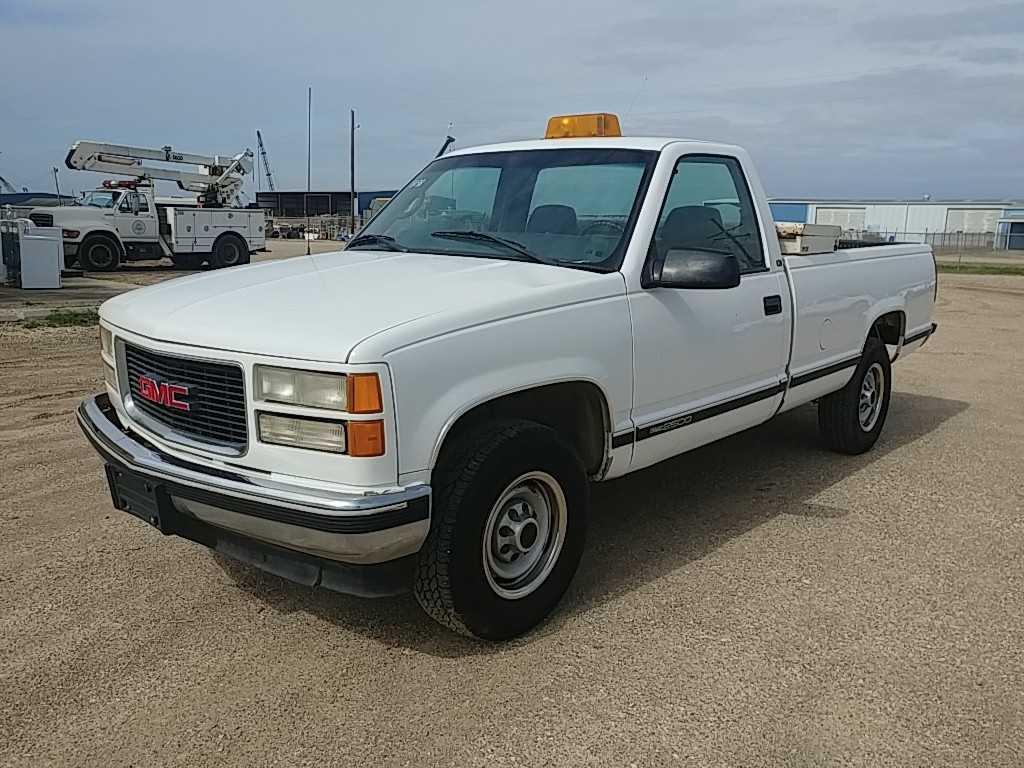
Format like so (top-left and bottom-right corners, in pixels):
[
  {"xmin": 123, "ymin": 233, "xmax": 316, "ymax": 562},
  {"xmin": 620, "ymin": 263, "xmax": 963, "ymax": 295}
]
[{"xmin": 839, "ymin": 229, "xmax": 1022, "ymax": 266}]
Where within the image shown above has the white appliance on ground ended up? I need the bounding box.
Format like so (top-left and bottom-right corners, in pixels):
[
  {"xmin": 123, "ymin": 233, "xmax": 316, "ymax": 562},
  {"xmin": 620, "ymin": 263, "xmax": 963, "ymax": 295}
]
[{"xmin": 1, "ymin": 219, "xmax": 62, "ymax": 288}]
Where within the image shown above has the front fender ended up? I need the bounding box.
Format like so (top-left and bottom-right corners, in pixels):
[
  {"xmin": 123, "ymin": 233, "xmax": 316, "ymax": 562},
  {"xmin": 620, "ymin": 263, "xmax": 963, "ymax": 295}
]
[{"xmin": 384, "ymin": 296, "xmax": 634, "ymax": 479}]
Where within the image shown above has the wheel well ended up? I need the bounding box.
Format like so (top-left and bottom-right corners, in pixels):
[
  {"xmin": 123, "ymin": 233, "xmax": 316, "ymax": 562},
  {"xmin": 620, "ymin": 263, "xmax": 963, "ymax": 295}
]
[
  {"xmin": 81, "ymin": 231, "xmax": 123, "ymax": 255},
  {"xmin": 869, "ymin": 311, "xmax": 904, "ymax": 346},
  {"xmin": 437, "ymin": 382, "xmax": 610, "ymax": 476}
]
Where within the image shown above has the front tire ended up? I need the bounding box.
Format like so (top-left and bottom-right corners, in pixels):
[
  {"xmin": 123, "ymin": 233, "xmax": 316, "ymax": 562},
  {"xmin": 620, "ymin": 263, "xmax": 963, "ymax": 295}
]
[
  {"xmin": 818, "ymin": 337, "xmax": 892, "ymax": 454},
  {"xmin": 79, "ymin": 235, "xmax": 120, "ymax": 272},
  {"xmin": 414, "ymin": 419, "xmax": 588, "ymax": 640}
]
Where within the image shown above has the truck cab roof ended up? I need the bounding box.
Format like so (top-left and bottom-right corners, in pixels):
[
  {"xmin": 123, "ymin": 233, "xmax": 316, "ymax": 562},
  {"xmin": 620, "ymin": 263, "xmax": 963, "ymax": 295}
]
[{"xmin": 445, "ymin": 136, "xmax": 740, "ymax": 157}]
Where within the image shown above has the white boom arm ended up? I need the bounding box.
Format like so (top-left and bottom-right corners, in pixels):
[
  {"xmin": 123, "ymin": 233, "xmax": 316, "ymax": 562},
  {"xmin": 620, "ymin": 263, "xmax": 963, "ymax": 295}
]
[{"xmin": 65, "ymin": 141, "xmax": 254, "ymax": 207}]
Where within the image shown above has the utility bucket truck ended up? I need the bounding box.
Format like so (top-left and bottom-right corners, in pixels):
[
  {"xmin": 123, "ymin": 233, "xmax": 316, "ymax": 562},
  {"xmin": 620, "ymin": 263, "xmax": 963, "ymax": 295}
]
[{"xmin": 29, "ymin": 141, "xmax": 266, "ymax": 271}]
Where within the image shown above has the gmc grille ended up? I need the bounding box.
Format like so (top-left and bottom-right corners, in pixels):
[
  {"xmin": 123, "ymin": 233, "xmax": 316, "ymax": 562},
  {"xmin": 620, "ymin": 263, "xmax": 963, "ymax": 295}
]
[
  {"xmin": 124, "ymin": 344, "xmax": 248, "ymax": 451},
  {"xmin": 29, "ymin": 213, "xmax": 54, "ymax": 228}
]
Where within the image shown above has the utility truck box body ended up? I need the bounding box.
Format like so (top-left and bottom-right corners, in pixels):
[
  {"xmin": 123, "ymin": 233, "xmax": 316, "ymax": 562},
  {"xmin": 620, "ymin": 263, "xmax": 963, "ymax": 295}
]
[{"xmin": 165, "ymin": 206, "xmax": 266, "ymax": 255}]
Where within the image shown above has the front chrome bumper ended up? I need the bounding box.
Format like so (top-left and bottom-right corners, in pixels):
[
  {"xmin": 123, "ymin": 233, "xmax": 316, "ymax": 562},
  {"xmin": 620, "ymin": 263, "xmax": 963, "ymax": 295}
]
[{"xmin": 77, "ymin": 393, "xmax": 431, "ymax": 595}]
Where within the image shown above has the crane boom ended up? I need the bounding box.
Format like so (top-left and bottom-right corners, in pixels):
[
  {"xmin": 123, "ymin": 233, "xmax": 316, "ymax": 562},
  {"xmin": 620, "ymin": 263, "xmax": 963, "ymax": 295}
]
[
  {"xmin": 64, "ymin": 140, "xmax": 254, "ymax": 207},
  {"xmin": 256, "ymin": 130, "xmax": 276, "ymax": 192},
  {"xmin": 0, "ymin": 174, "xmax": 17, "ymax": 194}
]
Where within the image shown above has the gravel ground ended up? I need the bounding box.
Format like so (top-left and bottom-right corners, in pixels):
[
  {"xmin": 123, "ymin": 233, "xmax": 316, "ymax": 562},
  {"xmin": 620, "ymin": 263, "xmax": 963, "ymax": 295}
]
[{"xmin": 1, "ymin": 273, "xmax": 1022, "ymax": 767}]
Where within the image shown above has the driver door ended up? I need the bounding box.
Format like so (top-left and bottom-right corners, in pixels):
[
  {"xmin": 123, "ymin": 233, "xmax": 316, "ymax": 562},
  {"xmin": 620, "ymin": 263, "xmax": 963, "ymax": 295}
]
[
  {"xmin": 627, "ymin": 153, "xmax": 790, "ymax": 472},
  {"xmin": 115, "ymin": 191, "xmax": 157, "ymax": 242}
]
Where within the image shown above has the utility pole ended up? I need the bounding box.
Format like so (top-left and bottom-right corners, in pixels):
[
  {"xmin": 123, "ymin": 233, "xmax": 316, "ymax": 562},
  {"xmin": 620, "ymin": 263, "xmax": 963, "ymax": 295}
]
[
  {"xmin": 306, "ymin": 86, "xmax": 311, "ymax": 256},
  {"xmin": 349, "ymin": 109, "xmax": 358, "ymax": 236}
]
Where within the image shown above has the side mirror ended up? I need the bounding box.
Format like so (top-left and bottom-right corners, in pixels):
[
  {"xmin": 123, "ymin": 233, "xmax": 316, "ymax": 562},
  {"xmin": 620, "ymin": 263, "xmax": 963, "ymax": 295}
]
[
  {"xmin": 130, "ymin": 195, "xmax": 140, "ymax": 215},
  {"xmin": 650, "ymin": 249, "xmax": 741, "ymax": 289}
]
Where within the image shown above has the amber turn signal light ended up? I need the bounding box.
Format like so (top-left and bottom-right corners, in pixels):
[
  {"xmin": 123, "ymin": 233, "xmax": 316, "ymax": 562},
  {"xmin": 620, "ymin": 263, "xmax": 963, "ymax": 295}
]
[
  {"xmin": 347, "ymin": 419, "xmax": 385, "ymax": 457},
  {"xmin": 346, "ymin": 373, "xmax": 383, "ymax": 414}
]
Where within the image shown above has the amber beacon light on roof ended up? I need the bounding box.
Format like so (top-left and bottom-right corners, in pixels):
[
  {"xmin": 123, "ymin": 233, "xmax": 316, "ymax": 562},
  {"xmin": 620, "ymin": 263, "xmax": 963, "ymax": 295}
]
[{"xmin": 544, "ymin": 113, "xmax": 622, "ymax": 139}]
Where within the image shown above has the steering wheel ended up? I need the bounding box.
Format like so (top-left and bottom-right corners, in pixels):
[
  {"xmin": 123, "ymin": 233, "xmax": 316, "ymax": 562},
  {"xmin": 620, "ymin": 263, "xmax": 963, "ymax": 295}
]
[{"xmin": 579, "ymin": 220, "xmax": 625, "ymax": 238}]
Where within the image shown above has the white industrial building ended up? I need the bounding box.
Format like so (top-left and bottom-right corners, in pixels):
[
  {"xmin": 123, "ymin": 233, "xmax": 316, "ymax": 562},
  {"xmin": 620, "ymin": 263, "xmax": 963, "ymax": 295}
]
[{"xmin": 768, "ymin": 199, "xmax": 1024, "ymax": 248}]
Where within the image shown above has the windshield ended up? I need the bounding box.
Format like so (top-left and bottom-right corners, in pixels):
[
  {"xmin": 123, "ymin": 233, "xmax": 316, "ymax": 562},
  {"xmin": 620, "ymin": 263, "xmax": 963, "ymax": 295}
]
[
  {"xmin": 81, "ymin": 190, "xmax": 119, "ymax": 208},
  {"xmin": 354, "ymin": 148, "xmax": 657, "ymax": 271}
]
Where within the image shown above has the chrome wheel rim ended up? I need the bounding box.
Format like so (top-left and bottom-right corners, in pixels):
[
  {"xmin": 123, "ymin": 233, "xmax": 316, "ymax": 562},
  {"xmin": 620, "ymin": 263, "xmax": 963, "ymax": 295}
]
[
  {"xmin": 482, "ymin": 471, "xmax": 567, "ymax": 600},
  {"xmin": 859, "ymin": 362, "xmax": 885, "ymax": 432}
]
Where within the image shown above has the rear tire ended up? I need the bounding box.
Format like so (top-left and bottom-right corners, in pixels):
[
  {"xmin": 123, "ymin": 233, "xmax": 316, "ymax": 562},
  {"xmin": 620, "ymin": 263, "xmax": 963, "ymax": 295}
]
[
  {"xmin": 818, "ymin": 337, "xmax": 892, "ymax": 454},
  {"xmin": 79, "ymin": 234, "xmax": 120, "ymax": 272},
  {"xmin": 414, "ymin": 419, "xmax": 588, "ymax": 640},
  {"xmin": 210, "ymin": 235, "xmax": 250, "ymax": 269}
]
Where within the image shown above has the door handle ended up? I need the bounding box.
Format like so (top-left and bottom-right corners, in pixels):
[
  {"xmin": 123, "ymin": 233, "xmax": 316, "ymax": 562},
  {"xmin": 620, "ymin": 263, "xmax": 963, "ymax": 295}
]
[{"xmin": 763, "ymin": 295, "xmax": 783, "ymax": 315}]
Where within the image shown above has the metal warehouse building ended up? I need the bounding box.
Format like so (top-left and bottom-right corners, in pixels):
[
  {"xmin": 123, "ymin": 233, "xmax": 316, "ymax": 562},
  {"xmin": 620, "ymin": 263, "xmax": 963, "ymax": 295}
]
[
  {"xmin": 255, "ymin": 190, "xmax": 397, "ymax": 218},
  {"xmin": 768, "ymin": 199, "xmax": 1024, "ymax": 249}
]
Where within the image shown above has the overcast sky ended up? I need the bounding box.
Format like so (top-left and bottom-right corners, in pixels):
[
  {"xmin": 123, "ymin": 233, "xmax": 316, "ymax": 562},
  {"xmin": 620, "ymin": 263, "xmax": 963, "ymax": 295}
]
[{"xmin": 2, "ymin": 0, "xmax": 1022, "ymax": 200}]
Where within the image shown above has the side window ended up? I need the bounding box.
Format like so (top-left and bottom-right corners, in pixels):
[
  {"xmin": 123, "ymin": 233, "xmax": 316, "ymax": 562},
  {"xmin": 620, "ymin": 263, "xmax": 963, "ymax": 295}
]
[
  {"xmin": 654, "ymin": 156, "xmax": 764, "ymax": 273},
  {"xmin": 118, "ymin": 192, "xmax": 149, "ymax": 213}
]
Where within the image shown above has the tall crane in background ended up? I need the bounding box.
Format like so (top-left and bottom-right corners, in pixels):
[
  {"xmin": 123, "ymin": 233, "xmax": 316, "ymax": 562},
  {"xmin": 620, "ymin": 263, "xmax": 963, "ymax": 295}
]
[{"xmin": 256, "ymin": 130, "xmax": 276, "ymax": 192}]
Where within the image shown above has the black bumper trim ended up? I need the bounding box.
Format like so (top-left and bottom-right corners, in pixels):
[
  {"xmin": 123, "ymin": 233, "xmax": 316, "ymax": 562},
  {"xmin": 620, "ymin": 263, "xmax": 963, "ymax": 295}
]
[{"xmin": 79, "ymin": 394, "xmax": 429, "ymax": 535}]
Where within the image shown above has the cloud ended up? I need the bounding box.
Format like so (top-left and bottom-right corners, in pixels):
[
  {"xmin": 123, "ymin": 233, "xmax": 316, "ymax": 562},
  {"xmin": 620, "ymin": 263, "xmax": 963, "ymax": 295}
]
[
  {"xmin": 0, "ymin": 0, "xmax": 1021, "ymax": 198},
  {"xmin": 855, "ymin": 2, "xmax": 1024, "ymax": 43},
  {"xmin": 4, "ymin": 0, "xmax": 104, "ymax": 26},
  {"xmin": 957, "ymin": 47, "xmax": 1024, "ymax": 65}
]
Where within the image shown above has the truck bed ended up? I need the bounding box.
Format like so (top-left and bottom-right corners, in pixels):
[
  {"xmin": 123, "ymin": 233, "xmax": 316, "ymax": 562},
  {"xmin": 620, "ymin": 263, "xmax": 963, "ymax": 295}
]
[{"xmin": 780, "ymin": 241, "xmax": 935, "ymax": 409}]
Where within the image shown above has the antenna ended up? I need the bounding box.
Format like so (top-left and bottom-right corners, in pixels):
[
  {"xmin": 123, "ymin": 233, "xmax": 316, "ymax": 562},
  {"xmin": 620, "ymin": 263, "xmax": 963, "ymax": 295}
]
[
  {"xmin": 624, "ymin": 73, "xmax": 649, "ymax": 124},
  {"xmin": 52, "ymin": 166, "xmax": 62, "ymax": 205},
  {"xmin": 435, "ymin": 123, "xmax": 456, "ymax": 158}
]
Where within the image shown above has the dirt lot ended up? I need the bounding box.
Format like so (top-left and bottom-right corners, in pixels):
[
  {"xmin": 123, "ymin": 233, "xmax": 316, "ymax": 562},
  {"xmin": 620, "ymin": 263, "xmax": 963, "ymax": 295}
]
[{"xmin": 1, "ymin": 274, "xmax": 1022, "ymax": 767}]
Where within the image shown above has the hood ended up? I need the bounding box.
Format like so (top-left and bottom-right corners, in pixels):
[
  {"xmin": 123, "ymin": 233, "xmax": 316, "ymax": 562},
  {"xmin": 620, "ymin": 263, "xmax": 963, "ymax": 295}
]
[
  {"xmin": 100, "ymin": 250, "xmax": 623, "ymax": 363},
  {"xmin": 28, "ymin": 205, "xmax": 101, "ymax": 223}
]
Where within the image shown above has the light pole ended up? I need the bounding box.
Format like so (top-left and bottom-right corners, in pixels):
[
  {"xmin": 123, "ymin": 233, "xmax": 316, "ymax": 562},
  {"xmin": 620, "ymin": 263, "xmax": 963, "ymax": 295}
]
[
  {"xmin": 350, "ymin": 109, "xmax": 358, "ymax": 237},
  {"xmin": 306, "ymin": 86, "xmax": 311, "ymax": 256}
]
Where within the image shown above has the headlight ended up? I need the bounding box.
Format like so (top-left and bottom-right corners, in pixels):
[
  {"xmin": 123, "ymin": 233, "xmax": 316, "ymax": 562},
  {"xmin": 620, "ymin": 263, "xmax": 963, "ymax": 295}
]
[
  {"xmin": 258, "ymin": 413, "xmax": 346, "ymax": 453},
  {"xmin": 255, "ymin": 366, "xmax": 347, "ymax": 411},
  {"xmin": 100, "ymin": 326, "xmax": 113, "ymax": 357},
  {"xmin": 253, "ymin": 367, "xmax": 383, "ymax": 413},
  {"xmin": 103, "ymin": 361, "xmax": 117, "ymax": 390}
]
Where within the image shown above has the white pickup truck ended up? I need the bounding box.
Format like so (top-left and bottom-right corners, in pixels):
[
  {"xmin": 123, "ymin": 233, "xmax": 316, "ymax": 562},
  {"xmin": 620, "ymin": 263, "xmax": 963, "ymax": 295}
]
[{"xmin": 78, "ymin": 114, "xmax": 937, "ymax": 640}]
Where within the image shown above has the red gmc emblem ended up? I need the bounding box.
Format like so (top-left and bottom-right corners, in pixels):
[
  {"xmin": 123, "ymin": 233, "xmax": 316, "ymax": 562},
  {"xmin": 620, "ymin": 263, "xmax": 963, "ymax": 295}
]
[{"xmin": 138, "ymin": 374, "xmax": 190, "ymax": 412}]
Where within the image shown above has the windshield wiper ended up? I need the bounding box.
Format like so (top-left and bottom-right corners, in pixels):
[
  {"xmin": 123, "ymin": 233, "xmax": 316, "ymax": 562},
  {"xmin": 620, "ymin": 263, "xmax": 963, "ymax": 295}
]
[
  {"xmin": 347, "ymin": 233, "xmax": 409, "ymax": 252},
  {"xmin": 430, "ymin": 230, "xmax": 546, "ymax": 264}
]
